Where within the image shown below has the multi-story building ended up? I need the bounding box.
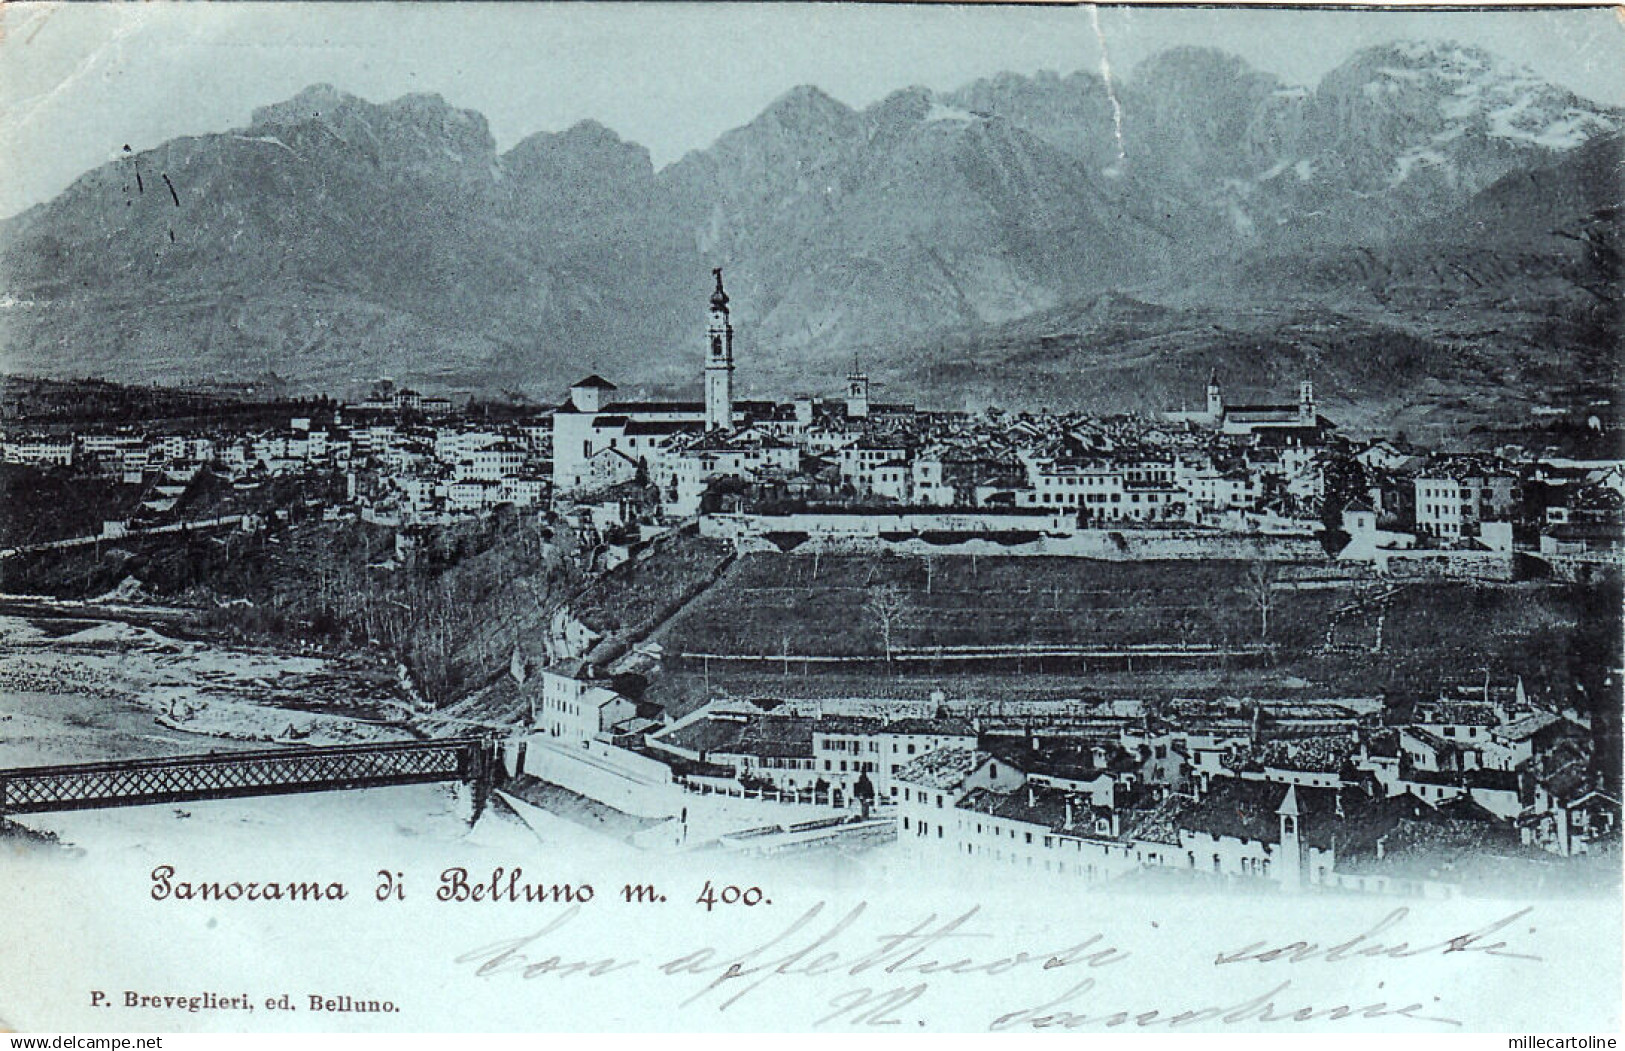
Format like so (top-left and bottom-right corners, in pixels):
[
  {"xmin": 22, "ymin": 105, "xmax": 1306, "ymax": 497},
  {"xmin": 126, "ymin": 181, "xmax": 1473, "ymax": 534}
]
[
  {"xmin": 535, "ymin": 668, "xmax": 636, "ymax": 747},
  {"xmin": 1414, "ymin": 459, "xmax": 1520, "ymax": 539},
  {"xmin": 1, "ymin": 435, "xmax": 74, "ymax": 466}
]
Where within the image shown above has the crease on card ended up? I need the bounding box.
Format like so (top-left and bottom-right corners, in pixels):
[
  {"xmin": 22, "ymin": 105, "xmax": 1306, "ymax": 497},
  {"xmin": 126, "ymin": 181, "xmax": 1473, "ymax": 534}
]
[{"xmin": 1, "ymin": 6, "xmax": 149, "ymax": 141}]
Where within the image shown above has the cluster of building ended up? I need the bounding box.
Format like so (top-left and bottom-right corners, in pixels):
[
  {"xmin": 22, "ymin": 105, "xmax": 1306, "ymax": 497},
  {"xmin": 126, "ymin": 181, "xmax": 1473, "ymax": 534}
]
[
  {"xmin": 545, "ymin": 272, "xmax": 1624, "ymax": 572},
  {"xmin": 1339, "ymin": 445, "xmax": 1624, "ymax": 573},
  {"xmin": 0, "ymin": 382, "xmax": 555, "ymax": 529},
  {"xmin": 4, "ymin": 272, "xmax": 1620, "ymax": 565},
  {"xmin": 523, "ymin": 550, "xmax": 1621, "ymax": 891},
  {"xmin": 549, "ymin": 277, "xmax": 1340, "ymax": 525}
]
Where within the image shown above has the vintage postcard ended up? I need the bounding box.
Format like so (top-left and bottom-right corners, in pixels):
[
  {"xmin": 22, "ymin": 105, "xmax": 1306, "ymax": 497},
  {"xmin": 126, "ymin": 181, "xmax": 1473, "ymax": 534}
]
[{"xmin": 0, "ymin": 0, "xmax": 1621, "ymax": 1037}]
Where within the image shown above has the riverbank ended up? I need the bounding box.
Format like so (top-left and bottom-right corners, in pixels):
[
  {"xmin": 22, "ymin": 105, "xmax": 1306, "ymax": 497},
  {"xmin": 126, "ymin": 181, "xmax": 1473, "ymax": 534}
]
[{"xmin": 0, "ymin": 608, "xmax": 415, "ymax": 770}]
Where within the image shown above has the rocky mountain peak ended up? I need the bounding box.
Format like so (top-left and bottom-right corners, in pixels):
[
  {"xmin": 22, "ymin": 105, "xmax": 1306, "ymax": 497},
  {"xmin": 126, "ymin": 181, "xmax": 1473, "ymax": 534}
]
[
  {"xmin": 247, "ymin": 82, "xmax": 361, "ymax": 127},
  {"xmin": 505, "ymin": 120, "xmax": 653, "ymax": 180},
  {"xmin": 1130, "ymin": 45, "xmax": 1282, "ymax": 95},
  {"xmin": 865, "ymin": 85, "xmax": 937, "ymax": 124},
  {"xmin": 760, "ymin": 84, "xmax": 857, "ymax": 126},
  {"xmin": 1319, "ymin": 40, "xmax": 1619, "ymax": 153},
  {"xmin": 1341, "ymin": 39, "xmax": 1503, "ymax": 80},
  {"xmin": 1119, "ymin": 47, "xmax": 1284, "ymax": 182},
  {"xmin": 246, "ymin": 84, "xmax": 495, "ymax": 172}
]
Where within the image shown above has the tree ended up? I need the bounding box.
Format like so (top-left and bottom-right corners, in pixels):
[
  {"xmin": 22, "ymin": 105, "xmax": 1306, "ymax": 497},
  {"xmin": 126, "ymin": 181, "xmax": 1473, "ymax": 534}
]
[
  {"xmin": 854, "ymin": 770, "xmax": 876, "ymax": 818},
  {"xmin": 1319, "ymin": 455, "xmax": 1369, "ymax": 532},
  {"xmin": 1173, "ymin": 610, "xmax": 1203, "ymax": 649},
  {"xmin": 1240, "ymin": 561, "xmax": 1278, "ymax": 642},
  {"xmin": 864, "ymin": 583, "xmax": 909, "ymax": 667}
]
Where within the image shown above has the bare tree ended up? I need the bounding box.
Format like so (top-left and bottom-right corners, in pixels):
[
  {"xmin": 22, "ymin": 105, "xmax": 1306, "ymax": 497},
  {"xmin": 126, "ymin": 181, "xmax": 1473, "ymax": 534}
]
[
  {"xmin": 864, "ymin": 583, "xmax": 909, "ymax": 667},
  {"xmin": 1240, "ymin": 561, "xmax": 1278, "ymax": 641},
  {"xmin": 1173, "ymin": 610, "xmax": 1202, "ymax": 649}
]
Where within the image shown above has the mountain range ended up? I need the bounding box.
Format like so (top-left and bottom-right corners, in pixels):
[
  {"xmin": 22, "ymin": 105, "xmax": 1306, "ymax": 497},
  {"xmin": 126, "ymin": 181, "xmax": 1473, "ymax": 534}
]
[{"xmin": 1, "ymin": 40, "xmax": 1619, "ymax": 434}]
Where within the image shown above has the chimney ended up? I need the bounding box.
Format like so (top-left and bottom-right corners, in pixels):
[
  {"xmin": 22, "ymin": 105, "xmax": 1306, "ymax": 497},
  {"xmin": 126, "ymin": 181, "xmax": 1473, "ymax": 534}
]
[
  {"xmin": 1027, "ymin": 786, "xmax": 1036, "ymax": 808},
  {"xmin": 1376, "ymin": 834, "xmax": 1387, "ymax": 861},
  {"xmin": 1064, "ymin": 799, "xmax": 1075, "ymax": 830}
]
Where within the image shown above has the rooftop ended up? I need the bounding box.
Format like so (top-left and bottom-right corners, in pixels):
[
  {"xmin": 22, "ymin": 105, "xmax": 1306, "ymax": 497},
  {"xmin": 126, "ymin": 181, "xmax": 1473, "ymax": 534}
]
[
  {"xmin": 894, "ymin": 746, "xmax": 989, "ymax": 791},
  {"xmin": 1333, "ymin": 808, "xmax": 1549, "ymax": 882},
  {"xmin": 984, "ymin": 738, "xmax": 1134, "ymax": 781},
  {"xmin": 655, "ymin": 713, "xmax": 817, "ymax": 759},
  {"xmin": 603, "ymin": 400, "xmax": 705, "ymax": 414},
  {"xmin": 1176, "ymin": 778, "xmax": 1342, "ymax": 848},
  {"xmin": 957, "ymin": 783, "xmax": 1113, "ymax": 838},
  {"xmin": 886, "ymin": 716, "xmax": 977, "ymax": 738},
  {"xmin": 1494, "ymin": 711, "xmax": 1563, "ymax": 743}
]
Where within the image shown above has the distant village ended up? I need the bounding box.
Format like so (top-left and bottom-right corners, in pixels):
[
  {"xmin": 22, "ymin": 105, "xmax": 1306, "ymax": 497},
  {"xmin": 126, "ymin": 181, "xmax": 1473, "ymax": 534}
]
[
  {"xmin": 3, "ymin": 270, "xmax": 1620, "ymax": 574},
  {"xmin": 1, "ymin": 270, "xmax": 1620, "ymax": 891}
]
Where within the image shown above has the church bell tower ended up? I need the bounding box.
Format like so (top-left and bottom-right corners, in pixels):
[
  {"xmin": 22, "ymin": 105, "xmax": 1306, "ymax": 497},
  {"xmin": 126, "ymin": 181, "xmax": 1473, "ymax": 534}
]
[
  {"xmin": 705, "ymin": 268, "xmax": 735, "ymax": 431},
  {"xmin": 1276, "ymin": 784, "xmax": 1305, "ymax": 891},
  {"xmin": 846, "ymin": 356, "xmax": 870, "ymax": 419}
]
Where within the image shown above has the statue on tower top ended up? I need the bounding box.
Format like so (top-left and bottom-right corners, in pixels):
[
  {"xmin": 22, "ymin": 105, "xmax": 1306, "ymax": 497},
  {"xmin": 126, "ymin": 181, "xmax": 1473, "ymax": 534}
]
[{"xmin": 710, "ymin": 267, "xmax": 729, "ymax": 310}]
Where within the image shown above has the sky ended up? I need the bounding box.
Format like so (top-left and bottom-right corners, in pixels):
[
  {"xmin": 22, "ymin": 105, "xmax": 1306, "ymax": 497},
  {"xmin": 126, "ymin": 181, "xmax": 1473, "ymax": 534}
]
[{"xmin": 2, "ymin": 2, "xmax": 1623, "ymax": 218}]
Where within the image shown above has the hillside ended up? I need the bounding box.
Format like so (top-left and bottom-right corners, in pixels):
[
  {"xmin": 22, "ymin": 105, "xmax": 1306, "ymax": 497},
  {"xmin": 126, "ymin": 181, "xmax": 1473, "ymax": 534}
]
[
  {"xmin": 887, "ymin": 132, "xmax": 1623, "ymax": 435},
  {"xmin": 645, "ymin": 552, "xmax": 1622, "ymax": 715}
]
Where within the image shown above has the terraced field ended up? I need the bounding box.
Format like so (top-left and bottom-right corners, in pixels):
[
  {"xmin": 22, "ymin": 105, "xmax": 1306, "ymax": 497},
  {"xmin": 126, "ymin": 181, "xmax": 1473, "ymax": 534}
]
[
  {"xmin": 650, "ymin": 553, "xmax": 1622, "ymax": 718},
  {"xmin": 658, "ymin": 553, "xmax": 1338, "ymax": 656}
]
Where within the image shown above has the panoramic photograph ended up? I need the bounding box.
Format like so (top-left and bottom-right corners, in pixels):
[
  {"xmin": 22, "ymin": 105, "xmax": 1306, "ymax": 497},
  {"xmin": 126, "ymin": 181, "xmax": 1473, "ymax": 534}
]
[{"xmin": 0, "ymin": 1, "xmax": 1620, "ymax": 1035}]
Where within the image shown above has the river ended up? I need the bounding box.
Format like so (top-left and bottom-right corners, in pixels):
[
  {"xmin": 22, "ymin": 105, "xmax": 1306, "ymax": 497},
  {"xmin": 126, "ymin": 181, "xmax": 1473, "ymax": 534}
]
[
  {"xmin": 0, "ymin": 602, "xmax": 625, "ymax": 863},
  {"xmin": 0, "ymin": 601, "xmax": 911, "ymax": 894}
]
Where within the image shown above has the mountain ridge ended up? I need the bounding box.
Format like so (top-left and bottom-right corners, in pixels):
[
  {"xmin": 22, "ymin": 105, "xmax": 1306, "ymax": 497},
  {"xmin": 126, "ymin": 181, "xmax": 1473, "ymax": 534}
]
[{"xmin": 1, "ymin": 42, "xmax": 1618, "ymax": 429}]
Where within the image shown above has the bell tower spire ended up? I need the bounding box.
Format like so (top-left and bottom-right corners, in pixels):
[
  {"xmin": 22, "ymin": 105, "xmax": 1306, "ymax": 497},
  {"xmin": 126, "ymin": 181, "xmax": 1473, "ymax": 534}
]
[{"xmin": 705, "ymin": 268, "xmax": 735, "ymax": 431}]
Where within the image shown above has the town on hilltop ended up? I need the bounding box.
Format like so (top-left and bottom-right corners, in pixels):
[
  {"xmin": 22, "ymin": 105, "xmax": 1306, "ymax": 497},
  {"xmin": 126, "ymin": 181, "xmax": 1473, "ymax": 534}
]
[{"xmin": 1, "ymin": 270, "xmax": 1620, "ymax": 894}]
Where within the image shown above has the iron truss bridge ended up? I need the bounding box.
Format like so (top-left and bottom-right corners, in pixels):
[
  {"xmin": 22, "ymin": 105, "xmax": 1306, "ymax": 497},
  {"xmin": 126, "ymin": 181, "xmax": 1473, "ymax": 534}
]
[{"xmin": 0, "ymin": 737, "xmax": 494, "ymax": 815}]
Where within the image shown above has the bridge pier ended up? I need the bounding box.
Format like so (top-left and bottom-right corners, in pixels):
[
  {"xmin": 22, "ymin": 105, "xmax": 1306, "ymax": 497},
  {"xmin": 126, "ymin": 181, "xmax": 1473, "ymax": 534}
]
[
  {"xmin": 450, "ymin": 737, "xmax": 507, "ymax": 827},
  {"xmin": 450, "ymin": 778, "xmax": 488, "ymax": 827}
]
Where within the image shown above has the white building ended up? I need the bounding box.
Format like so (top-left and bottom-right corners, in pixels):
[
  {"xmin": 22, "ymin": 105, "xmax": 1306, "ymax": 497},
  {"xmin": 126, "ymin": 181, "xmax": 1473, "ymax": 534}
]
[
  {"xmin": 535, "ymin": 668, "xmax": 636, "ymax": 747},
  {"xmin": 1, "ymin": 435, "xmax": 74, "ymax": 466},
  {"xmin": 1414, "ymin": 461, "xmax": 1519, "ymax": 539}
]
